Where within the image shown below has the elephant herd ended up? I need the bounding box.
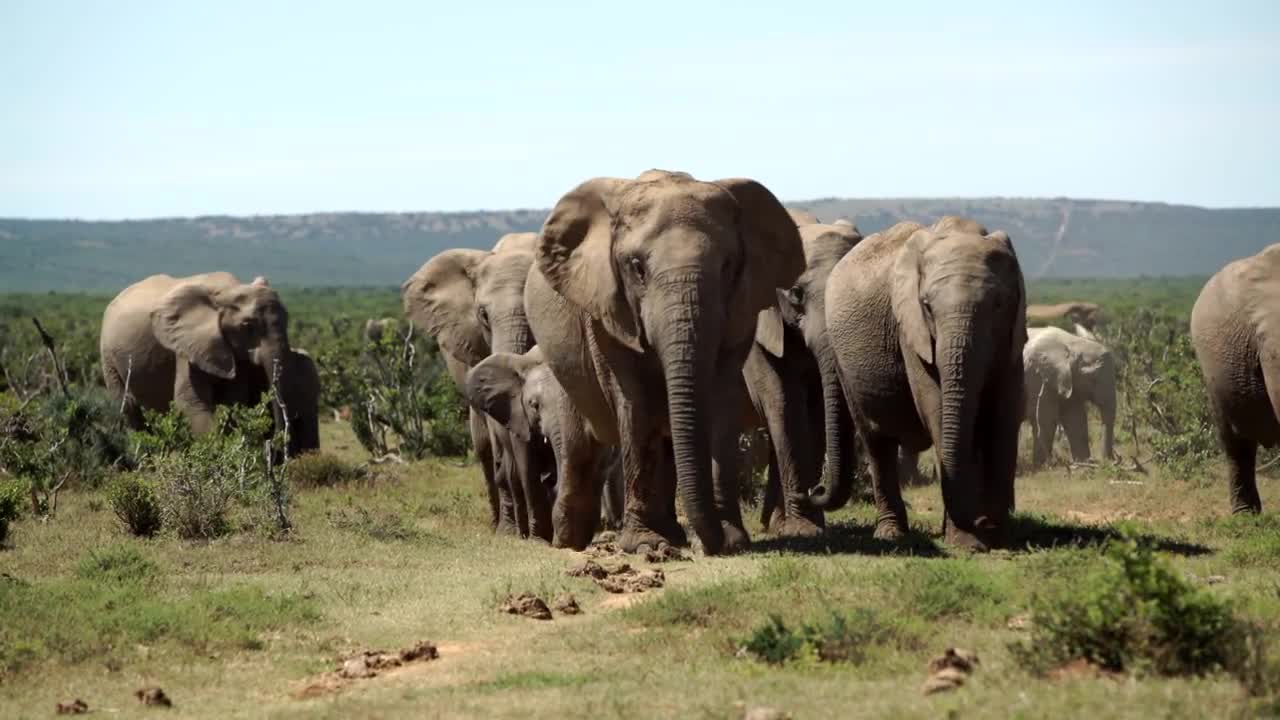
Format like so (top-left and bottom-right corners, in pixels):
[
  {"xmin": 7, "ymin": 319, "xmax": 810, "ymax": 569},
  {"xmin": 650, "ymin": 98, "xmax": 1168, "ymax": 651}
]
[{"xmin": 96, "ymin": 170, "xmax": 1277, "ymax": 557}]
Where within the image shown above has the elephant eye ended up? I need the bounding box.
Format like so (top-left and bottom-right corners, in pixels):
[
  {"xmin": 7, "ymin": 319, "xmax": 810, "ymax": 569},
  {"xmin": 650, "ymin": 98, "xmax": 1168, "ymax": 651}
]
[
  {"xmin": 477, "ymin": 305, "xmax": 490, "ymax": 328},
  {"xmin": 628, "ymin": 256, "xmax": 646, "ymax": 283}
]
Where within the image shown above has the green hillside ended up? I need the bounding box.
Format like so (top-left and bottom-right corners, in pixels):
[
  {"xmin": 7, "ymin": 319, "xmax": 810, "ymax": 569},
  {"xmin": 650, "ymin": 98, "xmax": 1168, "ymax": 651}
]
[{"xmin": 2, "ymin": 199, "xmax": 1277, "ymax": 291}]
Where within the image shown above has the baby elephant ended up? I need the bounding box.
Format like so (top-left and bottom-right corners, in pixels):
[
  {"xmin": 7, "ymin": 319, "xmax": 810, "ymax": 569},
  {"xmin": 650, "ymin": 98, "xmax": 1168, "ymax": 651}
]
[
  {"xmin": 464, "ymin": 348, "xmax": 623, "ymax": 548},
  {"xmin": 1023, "ymin": 326, "xmax": 1117, "ymax": 466},
  {"xmin": 1191, "ymin": 243, "xmax": 1280, "ymax": 514}
]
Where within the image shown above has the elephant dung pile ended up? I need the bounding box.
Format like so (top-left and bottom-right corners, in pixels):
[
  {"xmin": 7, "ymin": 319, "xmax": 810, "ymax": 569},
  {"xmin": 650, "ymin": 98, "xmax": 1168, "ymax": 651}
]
[
  {"xmin": 566, "ymin": 559, "xmax": 665, "ymax": 594},
  {"xmin": 921, "ymin": 647, "xmax": 980, "ymax": 695},
  {"xmin": 292, "ymin": 641, "xmax": 439, "ymax": 698}
]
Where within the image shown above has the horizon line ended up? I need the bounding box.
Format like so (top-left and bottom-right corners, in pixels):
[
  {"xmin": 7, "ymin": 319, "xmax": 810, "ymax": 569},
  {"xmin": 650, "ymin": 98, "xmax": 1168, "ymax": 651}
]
[{"xmin": 2, "ymin": 194, "xmax": 1277, "ymax": 224}]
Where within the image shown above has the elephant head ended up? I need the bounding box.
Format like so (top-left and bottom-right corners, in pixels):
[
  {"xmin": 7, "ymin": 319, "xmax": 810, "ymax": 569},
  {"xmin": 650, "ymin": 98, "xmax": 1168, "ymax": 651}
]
[
  {"xmin": 767, "ymin": 223, "xmax": 862, "ymax": 511},
  {"xmin": 364, "ymin": 317, "xmax": 403, "ymax": 344},
  {"xmin": 892, "ymin": 220, "xmax": 1026, "ymax": 539},
  {"xmin": 401, "ymin": 247, "xmax": 536, "ymax": 364},
  {"xmin": 537, "ymin": 170, "xmax": 804, "ymax": 554},
  {"xmin": 150, "ymin": 275, "xmax": 315, "ymax": 454}
]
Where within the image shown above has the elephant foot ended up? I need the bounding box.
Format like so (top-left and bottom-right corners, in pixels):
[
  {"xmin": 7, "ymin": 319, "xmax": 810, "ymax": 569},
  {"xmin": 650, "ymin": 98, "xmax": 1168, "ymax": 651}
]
[
  {"xmin": 771, "ymin": 516, "xmax": 823, "ymax": 538},
  {"xmin": 873, "ymin": 520, "xmax": 906, "ymax": 542},
  {"xmin": 719, "ymin": 521, "xmax": 751, "ymax": 555},
  {"xmin": 495, "ymin": 520, "xmax": 521, "ymax": 537},
  {"xmin": 619, "ymin": 525, "xmax": 682, "ymax": 555},
  {"xmin": 1230, "ymin": 503, "xmax": 1262, "ymax": 515}
]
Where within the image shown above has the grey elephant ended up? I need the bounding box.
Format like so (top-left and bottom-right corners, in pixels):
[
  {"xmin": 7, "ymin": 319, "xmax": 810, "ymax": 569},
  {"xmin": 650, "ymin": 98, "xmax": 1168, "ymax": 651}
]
[
  {"xmin": 1190, "ymin": 244, "xmax": 1280, "ymax": 514},
  {"xmin": 746, "ymin": 221, "xmax": 862, "ymax": 536},
  {"xmin": 402, "ymin": 238, "xmax": 548, "ymax": 540},
  {"xmin": 464, "ymin": 347, "xmax": 624, "ymax": 546},
  {"xmin": 364, "ymin": 317, "xmax": 404, "ymax": 343},
  {"xmin": 526, "ymin": 170, "xmax": 805, "ymax": 555},
  {"xmin": 1023, "ymin": 326, "xmax": 1116, "ymax": 466},
  {"xmin": 808, "ymin": 216, "xmax": 1027, "ymax": 550},
  {"xmin": 1026, "ymin": 301, "xmax": 1103, "ymax": 332},
  {"xmin": 100, "ymin": 273, "xmax": 321, "ymax": 455}
]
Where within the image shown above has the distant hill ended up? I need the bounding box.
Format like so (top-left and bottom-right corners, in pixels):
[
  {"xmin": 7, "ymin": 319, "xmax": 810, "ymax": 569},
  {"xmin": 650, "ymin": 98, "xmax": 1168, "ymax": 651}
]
[{"xmin": 3, "ymin": 199, "xmax": 1278, "ymax": 291}]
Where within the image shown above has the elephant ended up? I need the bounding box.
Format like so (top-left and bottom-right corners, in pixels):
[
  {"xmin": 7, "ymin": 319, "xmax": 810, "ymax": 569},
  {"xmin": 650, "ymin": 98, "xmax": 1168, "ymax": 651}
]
[
  {"xmin": 100, "ymin": 273, "xmax": 321, "ymax": 456},
  {"xmin": 464, "ymin": 347, "xmax": 625, "ymax": 545},
  {"xmin": 364, "ymin": 317, "xmax": 404, "ymax": 343},
  {"xmin": 402, "ymin": 238, "xmax": 548, "ymax": 540},
  {"xmin": 1190, "ymin": 243, "xmax": 1280, "ymax": 514},
  {"xmin": 1026, "ymin": 301, "xmax": 1103, "ymax": 332},
  {"xmin": 746, "ymin": 221, "xmax": 862, "ymax": 536},
  {"xmin": 1023, "ymin": 326, "xmax": 1117, "ymax": 466},
  {"xmin": 525, "ymin": 169, "xmax": 805, "ymax": 555},
  {"xmin": 807, "ymin": 216, "xmax": 1027, "ymax": 550}
]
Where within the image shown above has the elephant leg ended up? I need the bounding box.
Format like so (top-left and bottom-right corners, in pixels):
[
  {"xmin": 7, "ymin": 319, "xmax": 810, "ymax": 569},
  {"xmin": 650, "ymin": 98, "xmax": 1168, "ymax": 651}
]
[
  {"xmin": 866, "ymin": 434, "xmax": 908, "ymax": 540},
  {"xmin": 1059, "ymin": 398, "xmax": 1091, "ymax": 462},
  {"xmin": 511, "ymin": 435, "xmax": 553, "ymax": 543},
  {"xmin": 551, "ymin": 434, "xmax": 604, "ymax": 550},
  {"xmin": 105, "ymin": 361, "xmax": 145, "ymax": 429},
  {"xmin": 1098, "ymin": 397, "xmax": 1117, "ymax": 461},
  {"xmin": 1031, "ymin": 388, "xmax": 1058, "ymax": 467},
  {"xmin": 600, "ymin": 453, "xmax": 625, "ymax": 532},
  {"xmin": 760, "ymin": 456, "xmax": 782, "ymax": 531},
  {"xmin": 471, "ymin": 408, "xmax": 500, "ymax": 531},
  {"xmin": 1217, "ymin": 417, "xmax": 1262, "ymax": 514},
  {"xmin": 711, "ymin": 386, "xmax": 751, "ymax": 554},
  {"xmin": 978, "ymin": 373, "xmax": 1022, "ymax": 548},
  {"xmin": 743, "ymin": 348, "xmax": 822, "ymax": 537},
  {"xmin": 491, "ymin": 435, "xmax": 520, "ymax": 536},
  {"xmin": 618, "ymin": 417, "xmax": 684, "ymax": 554}
]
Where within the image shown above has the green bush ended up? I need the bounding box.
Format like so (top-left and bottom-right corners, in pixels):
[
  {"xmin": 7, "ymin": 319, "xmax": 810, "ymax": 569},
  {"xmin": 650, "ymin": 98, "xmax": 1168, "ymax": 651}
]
[
  {"xmin": 0, "ymin": 479, "xmax": 25, "ymax": 545},
  {"xmin": 1107, "ymin": 310, "xmax": 1218, "ymax": 475},
  {"xmin": 1012, "ymin": 535, "xmax": 1269, "ymax": 692},
  {"xmin": 106, "ymin": 474, "xmax": 162, "ymax": 537},
  {"xmin": 324, "ymin": 328, "xmax": 471, "ymax": 460},
  {"xmin": 135, "ymin": 398, "xmax": 293, "ymax": 540},
  {"xmin": 76, "ymin": 544, "xmax": 159, "ymax": 585},
  {"xmin": 739, "ymin": 609, "xmax": 906, "ymax": 666}
]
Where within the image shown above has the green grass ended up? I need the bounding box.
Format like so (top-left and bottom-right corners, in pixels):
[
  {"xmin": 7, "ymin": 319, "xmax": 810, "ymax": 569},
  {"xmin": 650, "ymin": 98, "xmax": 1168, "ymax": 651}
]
[{"xmin": 1, "ymin": 420, "xmax": 1278, "ymax": 718}]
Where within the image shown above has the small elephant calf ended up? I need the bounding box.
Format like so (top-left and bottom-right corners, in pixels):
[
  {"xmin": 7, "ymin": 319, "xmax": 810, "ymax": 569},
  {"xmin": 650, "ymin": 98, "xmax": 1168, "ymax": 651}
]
[{"xmin": 464, "ymin": 348, "xmax": 623, "ymax": 549}]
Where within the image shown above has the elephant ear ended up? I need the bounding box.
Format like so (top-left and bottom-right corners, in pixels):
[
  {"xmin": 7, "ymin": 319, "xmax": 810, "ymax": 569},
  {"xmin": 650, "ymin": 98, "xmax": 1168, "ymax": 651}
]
[
  {"xmin": 151, "ymin": 281, "xmax": 236, "ymax": 379},
  {"xmin": 537, "ymin": 177, "xmax": 642, "ymax": 352},
  {"xmin": 754, "ymin": 306, "xmax": 786, "ymax": 357},
  {"xmin": 989, "ymin": 230, "xmax": 1029, "ymax": 357},
  {"xmin": 464, "ymin": 353, "xmax": 533, "ymax": 442},
  {"xmin": 715, "ymin": 178, "xmax": 807, "ymax": 316},
  {"xmin": 891, "ymin": 230, "xmax": 934, "ymax": 365},
  {"xmin": 402, "ymin": 249, "xmax": 489, "ymax": 365}
]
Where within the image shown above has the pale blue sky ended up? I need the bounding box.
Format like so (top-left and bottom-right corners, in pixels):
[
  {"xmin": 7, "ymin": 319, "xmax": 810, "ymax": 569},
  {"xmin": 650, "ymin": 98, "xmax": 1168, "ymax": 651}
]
[{"xmin": 3, "ymin": 1, "xmax": 1278, "ymax": 218}]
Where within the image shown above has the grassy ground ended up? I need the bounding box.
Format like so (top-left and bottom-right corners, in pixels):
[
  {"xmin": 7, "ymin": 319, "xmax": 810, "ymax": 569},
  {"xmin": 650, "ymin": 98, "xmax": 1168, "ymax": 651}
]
[{"xmin": 2, "ymin": 421, "xmax": 1278, "ymax": 719}]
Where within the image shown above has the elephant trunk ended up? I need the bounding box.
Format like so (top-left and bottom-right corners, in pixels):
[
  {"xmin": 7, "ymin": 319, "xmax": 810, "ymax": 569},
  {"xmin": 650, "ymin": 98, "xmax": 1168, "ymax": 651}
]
[
  {"xmin": 1099, "ymin": 357, "xmax": 1117, "ymax": 461},
  {"xmin": 936, "ymin": 315, "xmax": 986, "ymax": 541},
  {"xmin": 491, "ymin": 312, "xmax": 534, "ymax": 356},
  {"xmin": 803, "ymin": 339, "xmax": 857, "ymax": 511},
  {"xmin": 656, "ymin": 275, "xmax": 724, "ymax": 555}
]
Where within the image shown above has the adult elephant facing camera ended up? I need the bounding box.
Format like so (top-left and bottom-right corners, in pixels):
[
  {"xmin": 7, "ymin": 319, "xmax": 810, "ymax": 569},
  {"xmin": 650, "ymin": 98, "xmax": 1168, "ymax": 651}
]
[
  {"xmin": 100, "ymin": 273, "xmax": 321, "ymax": 456},
  {"xmin": 809, "ymin": 216, "xmax": 1027, "ymax": 550},
  {"xmin": 402, "ymin": 236, "xmax": 547, "ymax": 540},
  {"xmin": 526, "ymin": 170, "xmax": 805, "ymax": 555}
]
